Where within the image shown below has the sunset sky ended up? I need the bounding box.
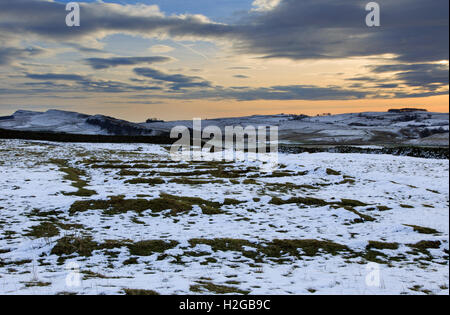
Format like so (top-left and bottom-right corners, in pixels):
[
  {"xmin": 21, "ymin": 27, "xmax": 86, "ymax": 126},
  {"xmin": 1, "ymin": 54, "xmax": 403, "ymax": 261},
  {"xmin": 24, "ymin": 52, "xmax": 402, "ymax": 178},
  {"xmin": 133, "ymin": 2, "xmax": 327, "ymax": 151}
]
[{"xmin": 0, "ymin": 0, "xmax": 448, "ymax": 121}]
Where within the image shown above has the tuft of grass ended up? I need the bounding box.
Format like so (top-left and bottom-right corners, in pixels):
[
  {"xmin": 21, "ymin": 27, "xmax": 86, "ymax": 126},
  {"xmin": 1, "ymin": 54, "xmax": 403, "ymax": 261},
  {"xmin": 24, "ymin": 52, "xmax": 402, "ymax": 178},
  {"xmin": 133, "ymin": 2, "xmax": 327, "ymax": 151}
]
[{"xmin": 400, "ymin": 204, "xmax": 414, "ymax": 209}]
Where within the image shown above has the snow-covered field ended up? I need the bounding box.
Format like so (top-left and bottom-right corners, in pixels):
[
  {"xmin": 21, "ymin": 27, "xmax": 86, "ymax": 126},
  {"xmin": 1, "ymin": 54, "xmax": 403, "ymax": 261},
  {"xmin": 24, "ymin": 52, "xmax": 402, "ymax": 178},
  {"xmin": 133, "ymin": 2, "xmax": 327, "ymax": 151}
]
[{"xmin": 0, "ymin": 139, "xmax": 448, "ymax": 295}]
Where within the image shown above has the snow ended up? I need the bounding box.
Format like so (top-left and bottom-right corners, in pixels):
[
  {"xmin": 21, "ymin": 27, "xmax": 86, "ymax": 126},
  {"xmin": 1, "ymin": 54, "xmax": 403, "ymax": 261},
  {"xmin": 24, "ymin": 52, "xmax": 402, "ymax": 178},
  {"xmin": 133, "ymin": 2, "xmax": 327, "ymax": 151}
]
[{"xmin": 0, "ymin": 139, "xmax": 448, "ymax": 295}]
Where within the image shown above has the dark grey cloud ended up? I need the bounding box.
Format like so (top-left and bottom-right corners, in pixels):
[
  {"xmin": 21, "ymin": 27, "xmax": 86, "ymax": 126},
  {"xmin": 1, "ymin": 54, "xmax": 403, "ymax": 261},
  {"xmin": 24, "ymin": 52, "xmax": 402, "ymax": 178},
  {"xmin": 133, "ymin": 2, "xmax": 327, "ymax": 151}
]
[
  {"xmin": 158, "ymin": 85, "xmax": 369, "ymax": 101},
  {"xmin": 134, "ymin": 67, "xmax": 212, "ymax": 90},
  {"xmin": 233, "ymin": 75, "xmax": 249, "ymax": 79},
  {"xmin": 376, "ymin": 83, "xmax": 399, "ymax": 89},
  {"xmin": 22, "ymin": 72, "xmax": 162, "ymax": 94},
  {"xmin": 25, "ymin": 73, "xmax": 86, "ymax": 81},
  {"xmin": 233, "ymin": 0, "xmax": 448, "ymax": 63},
  {"xmin": 371, "ymin": 63, "xmax": 449, "ymax": 87},
  {"xmin": 0, "ymin": 46, "xmax": 44, "ymax": 65},
  {"xmin": 346, "ymin": 63, "xmax": 449, "ymax": 93},
  {"xmin": 0, "ymin": 0, "xmax": 231, "ymax": 41},
  {"xmin": 84, "ymin": 56, "xmax": 172, "ymax": 69}
]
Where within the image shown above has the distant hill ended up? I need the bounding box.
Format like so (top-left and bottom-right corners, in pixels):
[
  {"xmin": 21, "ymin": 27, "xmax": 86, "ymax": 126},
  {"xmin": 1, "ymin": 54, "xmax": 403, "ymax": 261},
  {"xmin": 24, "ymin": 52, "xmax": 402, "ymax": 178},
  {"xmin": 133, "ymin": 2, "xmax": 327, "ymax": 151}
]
[{"xmin": 0, "ymin": 109, "xmax": 448, "ymax": 146}]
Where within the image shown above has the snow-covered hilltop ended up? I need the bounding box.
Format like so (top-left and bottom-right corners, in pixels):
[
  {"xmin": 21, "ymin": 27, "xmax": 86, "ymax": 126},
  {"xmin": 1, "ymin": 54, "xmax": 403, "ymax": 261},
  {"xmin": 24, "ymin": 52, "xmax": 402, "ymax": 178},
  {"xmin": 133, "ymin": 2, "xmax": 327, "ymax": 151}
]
[
  {"xmin": 0, "ymin": 110, "xmax": 162, "ymax": 136},
  {"xmin": 0, "ymin": 109, "xmax": 448, "ymax": 145}
]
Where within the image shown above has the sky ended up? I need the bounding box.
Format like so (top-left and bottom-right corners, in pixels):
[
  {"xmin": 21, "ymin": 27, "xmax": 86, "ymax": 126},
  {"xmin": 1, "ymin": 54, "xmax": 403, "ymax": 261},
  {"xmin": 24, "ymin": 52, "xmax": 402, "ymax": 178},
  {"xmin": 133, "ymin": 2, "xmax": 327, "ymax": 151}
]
[{"xmin": 0, "ymin": 0, "xmax": 448, "ymax": 121}]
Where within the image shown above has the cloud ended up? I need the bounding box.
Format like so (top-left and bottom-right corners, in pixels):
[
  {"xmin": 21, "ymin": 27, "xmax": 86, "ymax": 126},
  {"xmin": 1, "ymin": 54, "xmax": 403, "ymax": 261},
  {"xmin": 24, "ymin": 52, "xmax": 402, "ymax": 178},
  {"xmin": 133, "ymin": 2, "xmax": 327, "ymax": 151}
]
[
  {"xmin": 154, "ymin": 84, "xmax": 368, "ymax": 101},
  {"xmin": 84, "ymin": 56, "xmax": 172, "ymax": 69},
  {"xmin": 234, "ymin": 0, "xmax": 449, "ymax": 63},
  {"xmin": 251, "ymin": 0, "xmax": 282, "ymax": 12},
  {"xmin": 233, "ymin": 75, "xmax": 249, "ymax": 79},
  {"xmin": 150, "ymin": 45, "xmax": 174, "ymax": 53},
  {"xmin": 0, "ymin": 0, "xmax": 231, "ymax": 42},
  {"xmin": 0, "ymin": 46, "xmax": 44, "ymax": 65},
  {"xmin": 367, "ymin": 63, "xmax": 449, "ymax": 89},
  {"xmin": 1, "ymin": 0, "xmax": 447, "ymax": 65},
  {"xmin": 133, "ymin": 67, "xmax": 212, "ymax": 90},
  {"xmin": 21, "ymin": 72, "xmax": 162, "ymax": 94},
  {"xmin": 25, "ymin": 73, "xmax": 88, "ymax": 81}
]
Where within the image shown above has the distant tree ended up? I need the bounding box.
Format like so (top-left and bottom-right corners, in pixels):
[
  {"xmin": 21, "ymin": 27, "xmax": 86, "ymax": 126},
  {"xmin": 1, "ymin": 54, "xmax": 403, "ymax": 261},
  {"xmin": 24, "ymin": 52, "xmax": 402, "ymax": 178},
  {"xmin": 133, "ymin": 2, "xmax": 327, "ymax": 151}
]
[{"xmin": 146, "ymin": 118, "xmax": 164, "ymax": 123}]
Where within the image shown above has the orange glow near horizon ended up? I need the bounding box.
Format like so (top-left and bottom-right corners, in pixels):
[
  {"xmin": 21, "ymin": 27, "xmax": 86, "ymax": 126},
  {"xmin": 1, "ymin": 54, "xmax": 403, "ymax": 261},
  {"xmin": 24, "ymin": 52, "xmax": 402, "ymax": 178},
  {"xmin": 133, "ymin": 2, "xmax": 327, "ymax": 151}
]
[{"xmin": 2, "ymin": 94, "xmax": 446, "ymax": 123}]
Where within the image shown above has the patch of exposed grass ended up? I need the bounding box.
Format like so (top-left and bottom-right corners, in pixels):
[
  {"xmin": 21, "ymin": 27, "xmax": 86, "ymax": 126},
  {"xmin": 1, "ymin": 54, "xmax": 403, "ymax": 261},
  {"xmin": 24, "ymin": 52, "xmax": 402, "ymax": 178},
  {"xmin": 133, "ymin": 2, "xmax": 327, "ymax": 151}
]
[
  {"xmin": 223, "ymin": 198, "xmax": 246, "ymax": 206},
  {"xmin": 342, "ymin": 207, "xmax": 376, "ymax": 223},
  {"xmin": 326, "ymin": 168, "xmax": 341, "ymax": 176},
  {"xmin": 400, "ymin": 204, "xmax": 414, "ymax": 209},
  {"xmin": 125, "ymin": 178, "xmax": 165, "ymax": 185},
  {"xmin": 82, "ymin": 270, "xmax": 122, "ymax": 280},
  {"xmin": 209, "ymin": 168, "xmax": 250, "ymax": 179},
  {"xmin": 69, "ymin": 193, "xmax": 225, "ymax": 217},
  {"xmin": 169, "ymin": 178, "xmax": 224, "ymax": 185},
  {"xmin": 408, "ymin": 240, "xmax": 441, "ymax": 253},
  {"xmin": 50, "ymin": 159, "xmax": 96, "ymax": 197},
  {"xmin": 404, "ymin": 225, "xmax": 441, "ymax": 235},
  {"xmin": 188, "ymin": 238, "xmax": 350, "ymax": 262},
  {"xmin": 69, "ymin": 195, "xmax": 191, "ymax": 216},
  {"xmin": 25, "ymin": 221, "xmax": 59, "ymax": 238},
  {"xmin": 128, "ymin": 240, "xmax": 179, "ymax": 256},
  {"xmin": 269, "ymin": 196, "xmax": 328, "ymax": 207},
  {"xmin": 123, "ymin": 257, "xmax": 139, "ymax": 265},
  {"xmin": 23, "ymin": 281, "xmax": 51, "ymax": 288},
  {"xmin": 91, "ymin": 164, "xmax": 153, "ymax": 169},
  {"xmin": 200, "ymin": 205, "xmax": 226, "ymax": 215},
  {"xmin": 123, "ymin": 289, "xmax": 160, "ymax": 295},
  {"xmin": 117, "ymin": 169, "xmax": 141, "ymax": 176},
  {"xmin": 265, "ymin": 182, "xmax": 318, "ymax": 193},
  {"xmin": 366, "ymin": 241, "xmax": 399, "ymax": 250},
  {"xmin": 262, "ymin": 239, "xmax": 350, "ymax": 257},
  {"xmin": 189, "ymin": 238, "xmax": 255, "ymax": 253},
  {"xmin": 51, "ymin": 236, "xmax": 98, "ymax": 257},
  {"xmin": 339, "ymin": 178, "xmax": 356, "ymax": 185},
  {"xmin": 190, "ymin": 281, "xmax": 250, "ymax": 295},
  {"xmin": 339, "ymin": 199, "xmax": 368, "ymax": 207}
]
